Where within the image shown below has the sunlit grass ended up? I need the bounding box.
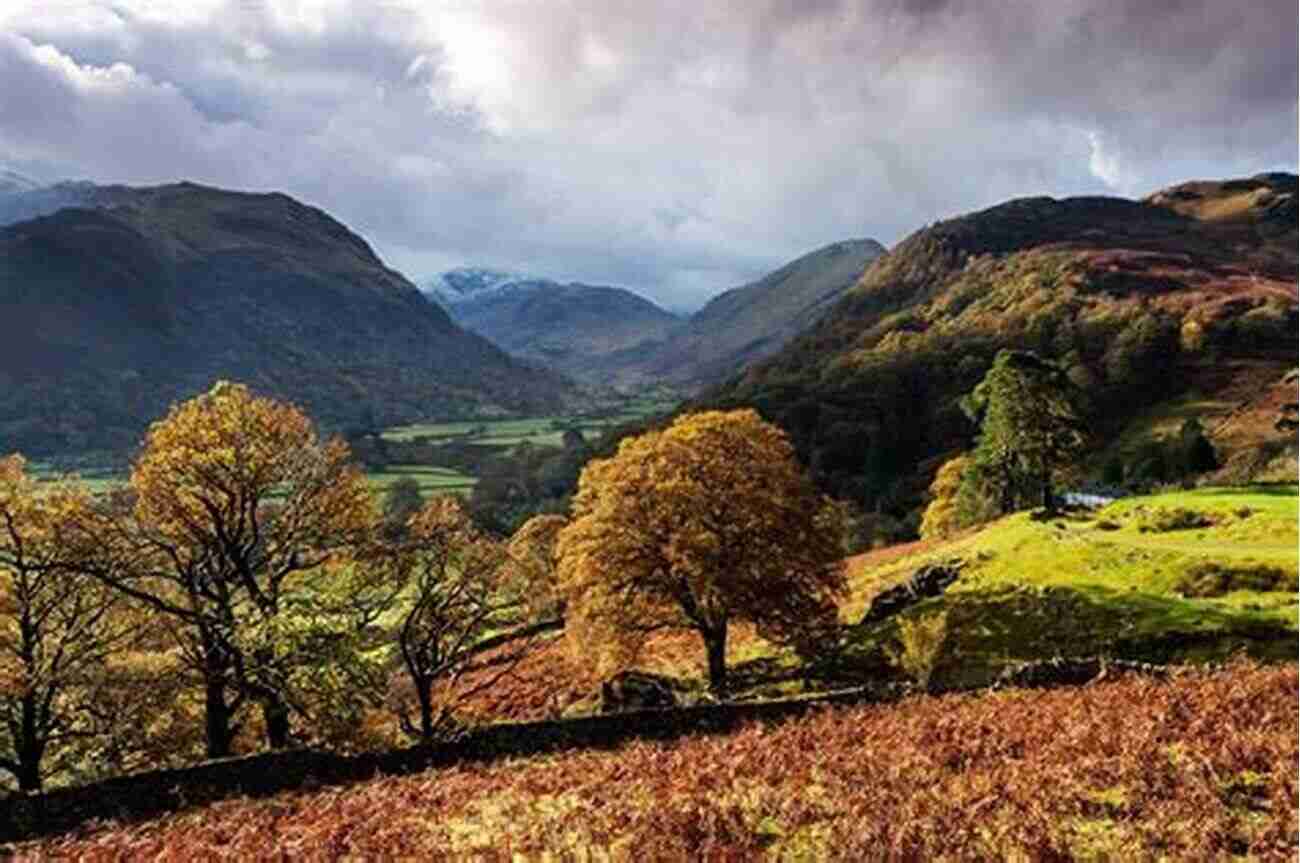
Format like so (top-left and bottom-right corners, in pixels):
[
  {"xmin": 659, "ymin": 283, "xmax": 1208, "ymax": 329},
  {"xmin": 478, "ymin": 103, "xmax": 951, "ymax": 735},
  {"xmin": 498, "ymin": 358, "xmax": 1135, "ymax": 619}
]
[{"xmin": 843, "ymin": 485, "xmax": 1299, "ymax": 684}]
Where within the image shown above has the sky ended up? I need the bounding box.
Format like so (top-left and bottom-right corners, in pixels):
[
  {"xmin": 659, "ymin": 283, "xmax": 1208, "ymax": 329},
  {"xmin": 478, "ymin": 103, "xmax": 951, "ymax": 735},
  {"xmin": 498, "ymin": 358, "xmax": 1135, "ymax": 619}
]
[{"xmin": 1, "ymin": 1, "xmax": 1295, "ymax": 309}]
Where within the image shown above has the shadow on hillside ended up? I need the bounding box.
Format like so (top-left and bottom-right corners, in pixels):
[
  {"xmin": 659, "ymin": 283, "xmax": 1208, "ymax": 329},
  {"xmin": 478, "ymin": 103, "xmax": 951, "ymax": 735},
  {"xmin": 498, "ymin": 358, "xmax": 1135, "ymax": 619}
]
[{"xmin": 815, "ymin": 582, "xmax": 1298, "ymax": 691}]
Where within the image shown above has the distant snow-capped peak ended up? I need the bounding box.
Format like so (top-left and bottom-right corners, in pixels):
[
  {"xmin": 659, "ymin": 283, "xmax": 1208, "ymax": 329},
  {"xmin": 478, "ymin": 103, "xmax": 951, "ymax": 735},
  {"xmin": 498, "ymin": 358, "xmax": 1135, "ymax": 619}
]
[
  {"xmin": 422, "ymin": 267, "xmax": 556, "ymax": 306},
  {"xmin": 0, "ymin": 168, "xmax": 41, "ymax": 197}
]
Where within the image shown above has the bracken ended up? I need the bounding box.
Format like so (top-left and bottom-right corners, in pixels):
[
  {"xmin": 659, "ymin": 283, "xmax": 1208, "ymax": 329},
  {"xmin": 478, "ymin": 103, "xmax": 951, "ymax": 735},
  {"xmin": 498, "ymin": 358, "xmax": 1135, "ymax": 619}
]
[{"xmin": 16, "ymin": 660, "xmax": 1296, "ymax": 861}]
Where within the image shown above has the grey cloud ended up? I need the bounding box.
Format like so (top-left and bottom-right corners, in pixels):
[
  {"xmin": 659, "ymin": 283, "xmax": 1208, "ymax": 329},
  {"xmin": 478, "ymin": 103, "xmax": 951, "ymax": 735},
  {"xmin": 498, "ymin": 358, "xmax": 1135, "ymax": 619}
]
[{"xmin": 0, "ymin": 0, "xmax": 1294, "ymax": 306}]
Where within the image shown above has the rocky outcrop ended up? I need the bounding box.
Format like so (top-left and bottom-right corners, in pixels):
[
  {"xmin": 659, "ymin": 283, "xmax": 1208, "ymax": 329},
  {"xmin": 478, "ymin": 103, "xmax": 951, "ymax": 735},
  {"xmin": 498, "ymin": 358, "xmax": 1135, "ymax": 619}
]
[
  {"xmin": 600, "ymin": 670, "xmax": 679, "ymax": 713},
  {"xmin": 858, "ymin": 561, "xmax": 963, "ymax": 627},
  {"xmin": 994, "ymin": 657, "xmax": 1169, "ymax": 689}
]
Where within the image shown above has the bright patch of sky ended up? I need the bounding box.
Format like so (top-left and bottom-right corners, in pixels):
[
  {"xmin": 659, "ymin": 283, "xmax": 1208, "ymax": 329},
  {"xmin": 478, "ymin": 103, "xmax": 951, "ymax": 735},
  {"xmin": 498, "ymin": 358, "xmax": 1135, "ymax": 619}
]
[{"xmin": 0, "ymin": 0, "xmax": 1294, "ymax": 307}]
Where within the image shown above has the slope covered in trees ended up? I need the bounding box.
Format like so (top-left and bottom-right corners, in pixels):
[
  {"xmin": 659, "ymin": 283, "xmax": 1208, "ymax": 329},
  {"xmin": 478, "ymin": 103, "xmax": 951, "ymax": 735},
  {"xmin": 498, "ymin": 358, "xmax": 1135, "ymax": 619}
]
[
  {"xmin": 0, "ymin": 182, "xmax": 575, "ymax": 455},
  {"xmin": 703, "ymin": 174, "xmax": 1298, "ymax": 514}
]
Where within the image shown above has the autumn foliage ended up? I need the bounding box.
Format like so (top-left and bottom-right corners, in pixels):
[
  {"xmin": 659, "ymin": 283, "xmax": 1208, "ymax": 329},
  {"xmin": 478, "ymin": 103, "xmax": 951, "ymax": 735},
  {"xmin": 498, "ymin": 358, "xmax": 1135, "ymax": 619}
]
[
  {"xmin": 556, "ymin": 409, "xmax": 845, "ymax": 690},
  {"xmin": 20, "ymin": 662, "xmax": 1296, "ymax": 860},
  {"xmin": 919, "ymin": 454, "xmax": 970, "ymax": 539},
  {"xmin": 78, "ymin": 382, "xmax": 384, "ymax": 757},
  {"xmin": 385, "ymin": 497, "xmax": 558, "ymax": 742},
  {"xmin": 0, "ymin": 457, "xmax": 144, "ymax": 791}
]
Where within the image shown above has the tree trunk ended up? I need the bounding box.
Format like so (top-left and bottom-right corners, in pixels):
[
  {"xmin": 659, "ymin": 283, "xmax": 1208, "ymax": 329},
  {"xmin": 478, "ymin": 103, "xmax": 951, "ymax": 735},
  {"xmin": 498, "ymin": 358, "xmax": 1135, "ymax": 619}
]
[
  {"xmin": 262, "ymin": 697, "xmax": 292, "ymax": 750},
  {"xmin": 16, "ymin": 757, "xmax": 41, "ymax": 793},
  {"xmin": 1041, "ymin": 475, "xmax": 1055, "ymax": 514},
  {"xmin": 416, "ymin": 678, "xmax": 435, "ymax": 742},
  {"xmin": 703, "ymin": 626, "xmax": 728, "ymax": 694},
  {"xmin": 17, "ymin": 693, "xmax": 42, "ymax": 792},
  {"xmin": 204, "ymin": 678, "xmax": 235, "ymax": 759}
]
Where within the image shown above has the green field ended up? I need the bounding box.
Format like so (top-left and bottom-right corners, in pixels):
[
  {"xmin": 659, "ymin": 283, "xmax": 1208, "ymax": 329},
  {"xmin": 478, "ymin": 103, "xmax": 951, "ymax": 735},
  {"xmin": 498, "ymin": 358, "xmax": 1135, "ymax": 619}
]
[
  {"xmin": 23, "ymin": 393, "xmax": 681, "ymax": 500},
  {"xmin": 380, "ymin": 395, "xmax": 678, "ymax": 449},
  {"xmin": 26, "ymin": 462, "xmax": 478, "ymax": 499},
  {"xmin": 365, "ymin": 463, "xmax": 476, "ymax": 495},
  {"xmin": 842, "ymin": 484, "xmax": 1299, "ymax": 685}
]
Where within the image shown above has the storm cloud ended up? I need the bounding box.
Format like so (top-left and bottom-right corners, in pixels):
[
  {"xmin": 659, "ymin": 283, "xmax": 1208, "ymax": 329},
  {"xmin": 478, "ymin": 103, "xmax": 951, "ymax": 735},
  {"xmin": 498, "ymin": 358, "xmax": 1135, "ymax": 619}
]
[{"xmin": 1, "ymin": 0, "xmax": 1294, "ymax": 307}]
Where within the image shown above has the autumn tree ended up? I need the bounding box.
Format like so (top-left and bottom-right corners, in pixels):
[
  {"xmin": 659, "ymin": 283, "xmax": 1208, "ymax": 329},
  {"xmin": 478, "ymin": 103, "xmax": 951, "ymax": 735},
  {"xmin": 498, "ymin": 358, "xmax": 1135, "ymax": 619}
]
[
  {"xmin": 919, "ymin": 455, "xmax": 971, "ymax": 539},
  {"xmin": 390, "ymin": 497, "xmax": 560, "ymax": 741},
  {"xmin": 556, "ymin": 409, "xmax": 846, "ymax": 693},
  {"xmin": 78, "ymin": 382, "xmax": 383, "ymax": 757},
  {"xmin": 960, "ymin": 350, "xmax": 1086, "ymax": 515},
  {"xmin": 0, "ymin": 457, "xmax": 142, "ymax": 791},
  {"xmin": 504, "ymin": 513, "xmax": 568, "ymax": 620}
]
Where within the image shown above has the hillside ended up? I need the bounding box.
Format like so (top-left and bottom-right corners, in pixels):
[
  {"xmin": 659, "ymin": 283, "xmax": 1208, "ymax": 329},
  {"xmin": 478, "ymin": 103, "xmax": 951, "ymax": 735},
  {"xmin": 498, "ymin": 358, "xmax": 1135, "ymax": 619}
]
[
  {"xmin": 839, "ymin": 484, "xmax": 1298, "ymax": 691},
  {"xmin": 18, "ymin": 663, "xmax": 1296, "ymax": 859},
  {"xmin": 424, "ymin": 239, "xmax": 883, "ymax": 391},
  {"xmin": 627, "ymin": 238, "xmax": 886, "ymax": 388},
  {"xmin": 704, "ymin": 174, "xmax": 1298, "ymax": 511},
  {"xmin": 431, "ymin": 484, "xmax": 1296, "ymax": 725},
  {"xmin": 0, "ymin": 183, "xmax": 575, "ymax": 455},
  {"xmin": 425, "ymin": 270, "xmax": 681, "ymax": 384}
]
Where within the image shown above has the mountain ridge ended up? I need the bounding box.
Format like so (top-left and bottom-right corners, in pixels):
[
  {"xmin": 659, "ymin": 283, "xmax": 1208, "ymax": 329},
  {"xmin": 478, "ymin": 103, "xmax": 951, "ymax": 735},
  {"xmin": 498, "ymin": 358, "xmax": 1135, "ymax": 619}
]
[
  {"xmin": 628, "ymin": 238, "xmax": 886, "ymax": 388},
  {"xmin": 427, "ymin": 237, "xmax": 885, "ymax": 390},
  {"xmin": 700, "ymin": 173, "xmax": 1297, "ymax": 513},
  {"xmin": 0, "ymin": 182, "xmax": 576, "ymax": 455}
]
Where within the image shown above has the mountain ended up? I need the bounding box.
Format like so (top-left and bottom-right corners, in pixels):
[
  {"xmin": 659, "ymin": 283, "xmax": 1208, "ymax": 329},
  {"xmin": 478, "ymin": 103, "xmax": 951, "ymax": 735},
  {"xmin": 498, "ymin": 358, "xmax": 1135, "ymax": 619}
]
[
  {"xmin": 626, "ymin": 239, "xmax": 885, "ymax": 388},
  {"xmin": 0, "ymin": 182, "xmax": 575, "ymax": 455},
  {"xmin": 425, "ymin": 239, "xmax": 885, "ymax": 390},
  {"xmin": 702, "ymin": 173, "xmax": 1298, "ymax": 511},
  {"xmin": 423, "ymin": 268, "xmax": 535, "ymax": 306},
  {"xmin": 0, "ymin": 168, "xmax": 41, "ymax": 197},
  {"xmin": 423, "ymin": 269, "xmax": 681, "ymax": 384},
  {"xmin": 0, "ymin": 179, "xmax": 119, "ymax": 227}
]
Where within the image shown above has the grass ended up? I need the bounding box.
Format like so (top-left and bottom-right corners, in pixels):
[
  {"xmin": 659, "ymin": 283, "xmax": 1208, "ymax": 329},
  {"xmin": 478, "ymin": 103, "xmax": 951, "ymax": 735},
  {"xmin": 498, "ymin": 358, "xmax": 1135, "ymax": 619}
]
[
  {"xmin": 379, "ymin": 394, "xmax": 678, "ymax": 449},
  {"xmin": 842, "ymin": 485, "xmax": 1298, "ymax": 687},
  {"xmin": 20, "ymin": 390, "xmax": 682, "ymax": 505},
  {"xmin": 449, "ymin": 484, "xmax": 1298, "ymax": 720},
  {"xmin": 19, "ymin": 662, "xmax": 1297, "ymax": 860},
  {"xmin": 364, "ymin": 463, "xmax": 476, "ymax": 495},
  {"xmin": 26, "ymin": 463, "xmax": 478, "ymax": 498}
]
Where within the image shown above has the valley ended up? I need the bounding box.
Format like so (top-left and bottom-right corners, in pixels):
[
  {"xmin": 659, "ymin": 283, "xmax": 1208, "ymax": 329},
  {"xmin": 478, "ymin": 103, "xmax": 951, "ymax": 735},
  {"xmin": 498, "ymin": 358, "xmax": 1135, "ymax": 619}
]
[
  {"xmin": 2, "ymin": 3, "xmax": 1295, "ymax": 858},
  {"xmin": 0, "ymin": 171, "xmax": 1294, "ymax": 861},
  {"xmin": 27, "ymin": 388, "xmax": 681, "ymax": 504}
]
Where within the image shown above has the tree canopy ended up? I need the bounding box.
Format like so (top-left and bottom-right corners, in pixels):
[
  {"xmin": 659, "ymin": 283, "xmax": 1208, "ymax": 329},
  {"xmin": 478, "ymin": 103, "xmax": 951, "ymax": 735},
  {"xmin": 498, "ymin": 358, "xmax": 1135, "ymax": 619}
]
[
  {"xmin": 387, "ymin": 497, "xmax": 559, "ymax": 741},
  {"xmin": 556, "ymin": 409, "xmax": 845, "ymax": 692},
  {"xmin": 79, "ymin": 381, "xmax": 383, "ymax": 757},
  {"xmin": 0, "ymin": 457, "xmax": 144, "ymax": 790},
  {"xmin": 960, "ymin": 350, "xmax": 1086, "ymax": 514}
]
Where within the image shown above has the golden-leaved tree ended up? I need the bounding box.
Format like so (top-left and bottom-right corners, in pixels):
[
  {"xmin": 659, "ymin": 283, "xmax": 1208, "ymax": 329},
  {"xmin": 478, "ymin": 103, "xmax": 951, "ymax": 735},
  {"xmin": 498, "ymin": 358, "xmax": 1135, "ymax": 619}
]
[
  {"xmin": 0, "ymin": 456, "xmax": 143, "ymax": 790},
  {"xmin": 556, "ymin": 409, "xmax": 846, "ymax": 693},
  {"xmin": 79, "ymin": 382, "xmax": 389, "ymax": 757},
  {"xmin": 389, "ymin": 497, "xmax": 561, "ymax": 741},
  {"xmin": 504, "ymin": 513, "xmax": 567, "ymax": 620},
  {"xmin": 919, "ymin": 455, "xmax": 971, "ymax": 540}
]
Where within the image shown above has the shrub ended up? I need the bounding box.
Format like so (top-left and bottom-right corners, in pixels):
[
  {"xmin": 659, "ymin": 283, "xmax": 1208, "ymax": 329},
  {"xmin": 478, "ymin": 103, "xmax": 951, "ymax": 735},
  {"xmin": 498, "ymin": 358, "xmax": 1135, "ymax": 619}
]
[
  {"xmin": 887, "ymin": 610, "xmax": 948, "ymax": 690},
  {"xmin": 1131, "ymin": 506, "xmax": 1215, "ymax": 533},
  {"xmin": 1177, "ymin": 562, "xmax": 1299, "ymax": 597},
  {"xmin": 920, "ymin": 456, "xmax": 970, "ymax": 539}
]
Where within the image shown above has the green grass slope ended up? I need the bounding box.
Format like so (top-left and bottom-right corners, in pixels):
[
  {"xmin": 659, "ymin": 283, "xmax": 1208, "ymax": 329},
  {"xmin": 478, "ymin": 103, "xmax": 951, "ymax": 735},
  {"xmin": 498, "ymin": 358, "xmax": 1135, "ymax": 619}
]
[
  {"xmin": 437, "ymin": 485, "xmax": 1297, "ymax": 723},
  {"xmin": 843, "ymin": 485, "xmax": 1298, "ymax": 687}
]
